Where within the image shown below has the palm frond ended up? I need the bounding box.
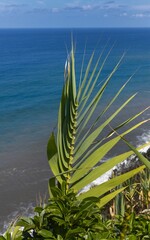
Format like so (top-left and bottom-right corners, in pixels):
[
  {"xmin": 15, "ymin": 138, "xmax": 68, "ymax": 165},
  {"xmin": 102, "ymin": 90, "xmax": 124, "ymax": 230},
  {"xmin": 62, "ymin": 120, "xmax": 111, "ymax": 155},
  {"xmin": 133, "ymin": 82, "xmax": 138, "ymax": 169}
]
[{"xmin": 47, "ymin": 44, "xmax": 150, "ymax": 204}]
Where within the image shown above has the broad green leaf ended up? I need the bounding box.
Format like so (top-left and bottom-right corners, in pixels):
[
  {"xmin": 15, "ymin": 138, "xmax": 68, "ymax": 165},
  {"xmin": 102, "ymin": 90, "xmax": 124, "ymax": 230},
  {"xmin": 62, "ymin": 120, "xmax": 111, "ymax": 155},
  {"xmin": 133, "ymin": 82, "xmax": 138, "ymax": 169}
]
[
  {"xmin": 47, "ymin": 132, "xmax": 57, "ymax": 161},
  {"xmin": 3, "ymin": 227, "xmax": 12, "ymax": 240},
  {"xmin": 97, "ymin": 187, "xmax": 126, "ymax": 208},
  {"xmin": 72, "ymin": 152, "xmax": 131, "ymax": 190},
  {"xmin": 78, "ymin": 44, "xmax": 86, "ymax": 90},
  {"xmin": 74, "ymin": 93, "xmax": 137, "ymax": 162},
  {"xmin": 48, "ymin": 177, "xmax": 56, "ymax": 197},
  {"xmin": 47, "ymin": 133, "xmax": 62, "ymax": 181},
  {"xmin": 71, "ymin": 120, "xmax": 148, "ymax": 184},
  {"xmin": 38, "ymin": 229, "xmax": 54, "ymax": 238},
  {"xmin": 78, "ymin": 165, "xmax": 145, "ymax": 200},
  {"xmin": 57, "ymin": 83, "xmax": 70, "ymax": 171},
  {"xmin": 50, "ymin": 186, "xmax": 63, "ymax": 198},
  {"xmin": 66, "ymin": 227, "xmax": 85, "ymax": 238},
  {"xmin": 77, "ymin": 52, "xmax": 95, "ymax": 101},
  {"xmin": 16, "ymin": 217, "xmax": 34, "ymax": 227},
  {"xmin": 49, "ymin": 153, "xmax": 62, "ymax": 183},
  {"xmin": 72, "ymin": 142, "xmax": 150, "ymax": 190},
  {"xmin": 70, "ymin": 49, "xmax": 76, "ymax": 102},
  {"xmin": 12, "ymin": 226, "xmax": 23, "ymax": 240},
  {"xmin": 57, "ymin": 235, "xmax": 64, "ymax": 240},
  {"xmin": 74, "ymin": 114, "xmax": 149, "ymax": 178}
]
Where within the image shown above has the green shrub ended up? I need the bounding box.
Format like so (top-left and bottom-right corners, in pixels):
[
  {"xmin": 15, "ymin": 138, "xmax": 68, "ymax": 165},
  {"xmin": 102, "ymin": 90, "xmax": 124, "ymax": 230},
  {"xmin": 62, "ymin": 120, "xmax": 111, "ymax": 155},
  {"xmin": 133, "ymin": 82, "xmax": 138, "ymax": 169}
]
[{"xmin": 1, "ymin": 188, "xmax": 117, "ymax": 239}]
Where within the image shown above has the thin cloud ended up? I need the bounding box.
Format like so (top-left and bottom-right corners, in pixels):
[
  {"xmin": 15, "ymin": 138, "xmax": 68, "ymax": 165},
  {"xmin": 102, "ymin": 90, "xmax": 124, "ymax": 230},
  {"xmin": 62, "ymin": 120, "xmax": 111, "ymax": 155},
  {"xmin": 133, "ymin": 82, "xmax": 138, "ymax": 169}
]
[
  {"xmin": 0, "ymin": 3, "xmax": 27, "ymax": 13},
  {"xmin": 132, "ymin": 5, "xmax": 150, "ymax": 11},
  {"xmin": 104, "ymin": 13, "xmax": 108, "ymax": 17},
  {"xmin": 82, "ymin": 5, "xmax": 93, "ymax": 11},
  {"xmin": 103, "ymin": 1, "xmax": 126, "ymax": 10},
  {"xmin": 120, "ymin": 12, "xmax": 127, "ymax": 17},
  {"xmin": 65, "ymin": 3, "xmax": 96, "ymax": 11},
  {"xmin": 64, "ymin": 1, "xmax": 126, "ymax": 12},
  {"xmin": 25, "ymin": 1, "xmax": 129, "ymax": 19},
  {"xmin": 4, "ymin": 1, "xmax": 150, "ymax": 20},
  {"xmin": 132, "ymin": 13, "xmax": 144, "ymax": 18},
  {"xmin": 52, "ymin": 8, "xmax": 59, "ymax": 13},
  {"xmin": 37, "ymin": 0, "xmax": 45, "ymax": 4},
  {"xmin": 29, "ymin": 3, "xmax": 96, "ymax": 14},
  {"xmin": 132, "ymin": 13, "xmax": 150, "ymax": 18},
  {"xmin": 27, "ymin": 7, "xmax": 61, "ymax": 14}
]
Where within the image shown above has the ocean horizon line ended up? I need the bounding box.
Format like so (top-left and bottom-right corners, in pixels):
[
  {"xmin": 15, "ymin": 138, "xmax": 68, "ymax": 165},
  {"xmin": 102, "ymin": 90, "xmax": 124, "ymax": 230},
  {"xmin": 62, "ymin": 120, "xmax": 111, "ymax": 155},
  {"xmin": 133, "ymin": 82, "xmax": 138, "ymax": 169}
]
[{"xmin": 0, "ymin": 27, "xmax": 150, "ymax": 30}]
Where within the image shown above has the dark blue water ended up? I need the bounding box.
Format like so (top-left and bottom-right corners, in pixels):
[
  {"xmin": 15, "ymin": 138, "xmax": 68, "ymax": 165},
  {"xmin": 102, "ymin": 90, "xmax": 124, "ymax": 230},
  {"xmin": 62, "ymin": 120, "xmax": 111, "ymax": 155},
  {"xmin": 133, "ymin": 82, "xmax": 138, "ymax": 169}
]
[{"xmin": 0, "ymin": 28, "xmax": 150, "ymax": 232}]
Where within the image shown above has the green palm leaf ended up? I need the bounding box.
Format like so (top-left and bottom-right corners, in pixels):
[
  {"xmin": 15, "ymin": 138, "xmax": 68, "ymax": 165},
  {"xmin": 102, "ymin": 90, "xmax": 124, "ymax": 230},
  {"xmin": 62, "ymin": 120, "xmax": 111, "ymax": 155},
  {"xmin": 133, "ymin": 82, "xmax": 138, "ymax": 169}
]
[
  {"xmin": 47, "ymin": 44, "xmax": 150, "ymax": 206},
  {"xmin": 78, "ymin": 165, "xmax": 145, "ymax": 200}
]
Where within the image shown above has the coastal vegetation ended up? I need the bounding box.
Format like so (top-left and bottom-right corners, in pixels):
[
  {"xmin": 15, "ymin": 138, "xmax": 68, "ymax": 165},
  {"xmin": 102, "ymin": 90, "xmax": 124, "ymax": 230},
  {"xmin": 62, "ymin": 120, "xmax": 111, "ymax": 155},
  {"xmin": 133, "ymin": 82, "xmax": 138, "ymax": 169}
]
[{"xmin": 1, "ymin": 44, "xmax": 150, "ymax": 239}]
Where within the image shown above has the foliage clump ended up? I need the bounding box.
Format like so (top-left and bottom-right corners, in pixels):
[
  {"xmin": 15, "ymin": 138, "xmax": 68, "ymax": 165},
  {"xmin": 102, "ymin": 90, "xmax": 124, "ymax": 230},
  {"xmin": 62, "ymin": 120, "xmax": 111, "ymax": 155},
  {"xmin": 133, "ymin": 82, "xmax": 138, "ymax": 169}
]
[{"xmin": 1, "ymin": 182, "xmax": 150, "ymax": 239}]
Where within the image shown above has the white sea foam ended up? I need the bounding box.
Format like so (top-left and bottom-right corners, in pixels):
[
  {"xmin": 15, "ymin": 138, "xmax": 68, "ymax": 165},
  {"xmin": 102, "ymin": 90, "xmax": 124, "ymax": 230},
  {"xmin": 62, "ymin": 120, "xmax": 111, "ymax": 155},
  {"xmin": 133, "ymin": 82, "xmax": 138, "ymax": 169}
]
[{"xmin": 136, "ymin": 129, "xmax": 150, "ymax": 146}]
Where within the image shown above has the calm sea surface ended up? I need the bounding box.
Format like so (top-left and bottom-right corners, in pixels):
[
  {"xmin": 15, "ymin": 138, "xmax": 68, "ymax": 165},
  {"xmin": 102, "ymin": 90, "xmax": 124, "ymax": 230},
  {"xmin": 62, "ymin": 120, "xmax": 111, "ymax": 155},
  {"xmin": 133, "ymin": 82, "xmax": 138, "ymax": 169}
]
[{"xmin": 0, "ymin": 28, "xmax": 150, "ymax": 231}]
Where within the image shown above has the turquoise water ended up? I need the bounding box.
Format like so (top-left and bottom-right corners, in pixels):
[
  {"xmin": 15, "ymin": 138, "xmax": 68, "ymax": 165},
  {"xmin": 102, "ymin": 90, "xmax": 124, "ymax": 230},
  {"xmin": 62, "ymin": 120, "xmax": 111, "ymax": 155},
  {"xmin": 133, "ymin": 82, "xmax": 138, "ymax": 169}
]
[{"xmin": 0, "ymin": 28, "xmax": 150, "ymax": 231}]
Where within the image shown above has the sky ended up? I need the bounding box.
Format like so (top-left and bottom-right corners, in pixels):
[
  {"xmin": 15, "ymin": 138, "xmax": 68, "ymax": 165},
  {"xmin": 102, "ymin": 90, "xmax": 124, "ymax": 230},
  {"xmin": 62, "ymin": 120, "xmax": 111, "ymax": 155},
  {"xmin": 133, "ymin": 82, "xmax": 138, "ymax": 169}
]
[{"xmin": 0, "ymin": 0, "xmax": 150, "ymax": 28}]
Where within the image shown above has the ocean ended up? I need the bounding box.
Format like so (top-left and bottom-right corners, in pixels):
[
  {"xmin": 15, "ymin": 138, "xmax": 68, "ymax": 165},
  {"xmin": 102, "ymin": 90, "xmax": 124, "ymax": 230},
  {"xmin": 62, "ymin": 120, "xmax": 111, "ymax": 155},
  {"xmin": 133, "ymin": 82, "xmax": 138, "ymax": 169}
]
[{"xmin": 0, "ymin": 28, "xmax": 150, "ymax": 232}]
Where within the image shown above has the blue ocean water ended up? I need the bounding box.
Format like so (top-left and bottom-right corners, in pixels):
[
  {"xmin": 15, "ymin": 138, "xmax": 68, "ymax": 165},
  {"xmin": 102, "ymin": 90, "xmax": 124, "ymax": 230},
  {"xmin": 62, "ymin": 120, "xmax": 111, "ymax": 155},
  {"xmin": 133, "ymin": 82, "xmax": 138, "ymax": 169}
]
[{"xmin": 0, "ymin": 28, "xmax": 150, "ymax": 231}]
